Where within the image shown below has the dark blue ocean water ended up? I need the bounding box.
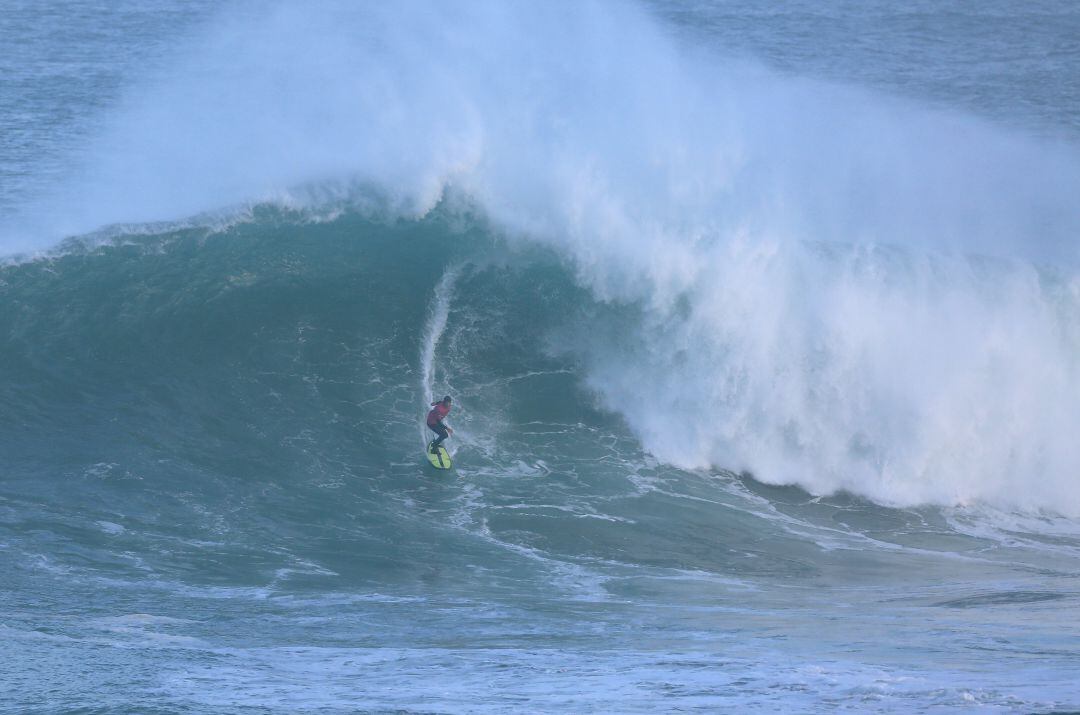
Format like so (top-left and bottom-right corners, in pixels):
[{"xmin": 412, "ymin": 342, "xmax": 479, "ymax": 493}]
[{"xmin": 3, "ymin": 2, "xmax": 1080, "ymax": 712}]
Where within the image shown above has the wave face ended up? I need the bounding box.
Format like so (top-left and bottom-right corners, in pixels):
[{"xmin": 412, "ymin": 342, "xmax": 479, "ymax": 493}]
[{"xmin": 5, "ymin": 1, "xmax": 1080, "ymax": 712}]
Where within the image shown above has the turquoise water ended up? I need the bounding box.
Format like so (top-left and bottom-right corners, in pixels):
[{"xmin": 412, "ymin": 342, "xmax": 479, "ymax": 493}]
[{"xmin": 3, "ymin": 2, "xmax": 1080, "ymax": 712}]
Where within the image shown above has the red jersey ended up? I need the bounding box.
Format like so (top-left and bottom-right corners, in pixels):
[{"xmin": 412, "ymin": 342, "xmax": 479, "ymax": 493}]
[{"xmin": 426, "ymin": 402, "xmax": 450, "ymax": 426}]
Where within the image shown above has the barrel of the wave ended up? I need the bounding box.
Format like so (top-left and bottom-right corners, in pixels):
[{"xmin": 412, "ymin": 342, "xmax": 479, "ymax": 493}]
[{"xmin": 425, "ymin": 397, "xmax": 454, "ymax": 470}]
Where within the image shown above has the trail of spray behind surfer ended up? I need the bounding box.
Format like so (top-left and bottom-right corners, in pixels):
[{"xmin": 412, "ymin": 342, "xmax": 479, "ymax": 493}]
[{"xmin": 419, "ymin": 263, "xmax": 462, "ymax": 447}]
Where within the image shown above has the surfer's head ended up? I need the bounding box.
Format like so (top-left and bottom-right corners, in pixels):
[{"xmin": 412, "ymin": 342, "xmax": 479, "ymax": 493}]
[{"xmin": 442, "ymin": 396, "xmax": 452, "ymax": 406}]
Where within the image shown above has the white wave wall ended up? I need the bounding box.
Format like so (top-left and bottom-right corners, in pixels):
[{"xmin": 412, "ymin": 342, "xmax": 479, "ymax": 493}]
[{"xmin": 10, "ymin": 1, "xmax": 1080, "ymax": 513}]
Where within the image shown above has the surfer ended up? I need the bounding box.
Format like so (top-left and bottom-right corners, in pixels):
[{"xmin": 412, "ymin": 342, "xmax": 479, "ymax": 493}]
[{"xmin": 426, "ymin": 396, "xmax": 453, "ymax": 453}]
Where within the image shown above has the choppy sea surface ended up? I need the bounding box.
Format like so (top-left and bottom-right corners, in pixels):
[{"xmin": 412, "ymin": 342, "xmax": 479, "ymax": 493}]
[{"xmin": 3, "ymin": 1, "xmax": 1080, "ymax": 712}]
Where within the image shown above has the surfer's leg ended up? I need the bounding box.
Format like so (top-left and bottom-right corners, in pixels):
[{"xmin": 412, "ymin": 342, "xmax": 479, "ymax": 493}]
[{"xmin": 430, "ymin": 423, "xmax": 448, "ymax": 451}]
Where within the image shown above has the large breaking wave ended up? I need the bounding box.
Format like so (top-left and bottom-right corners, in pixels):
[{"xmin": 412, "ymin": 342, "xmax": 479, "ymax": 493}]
[{"xmin": 3, "ymin": 0, "xmax": 1080, "ymax": 516}]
